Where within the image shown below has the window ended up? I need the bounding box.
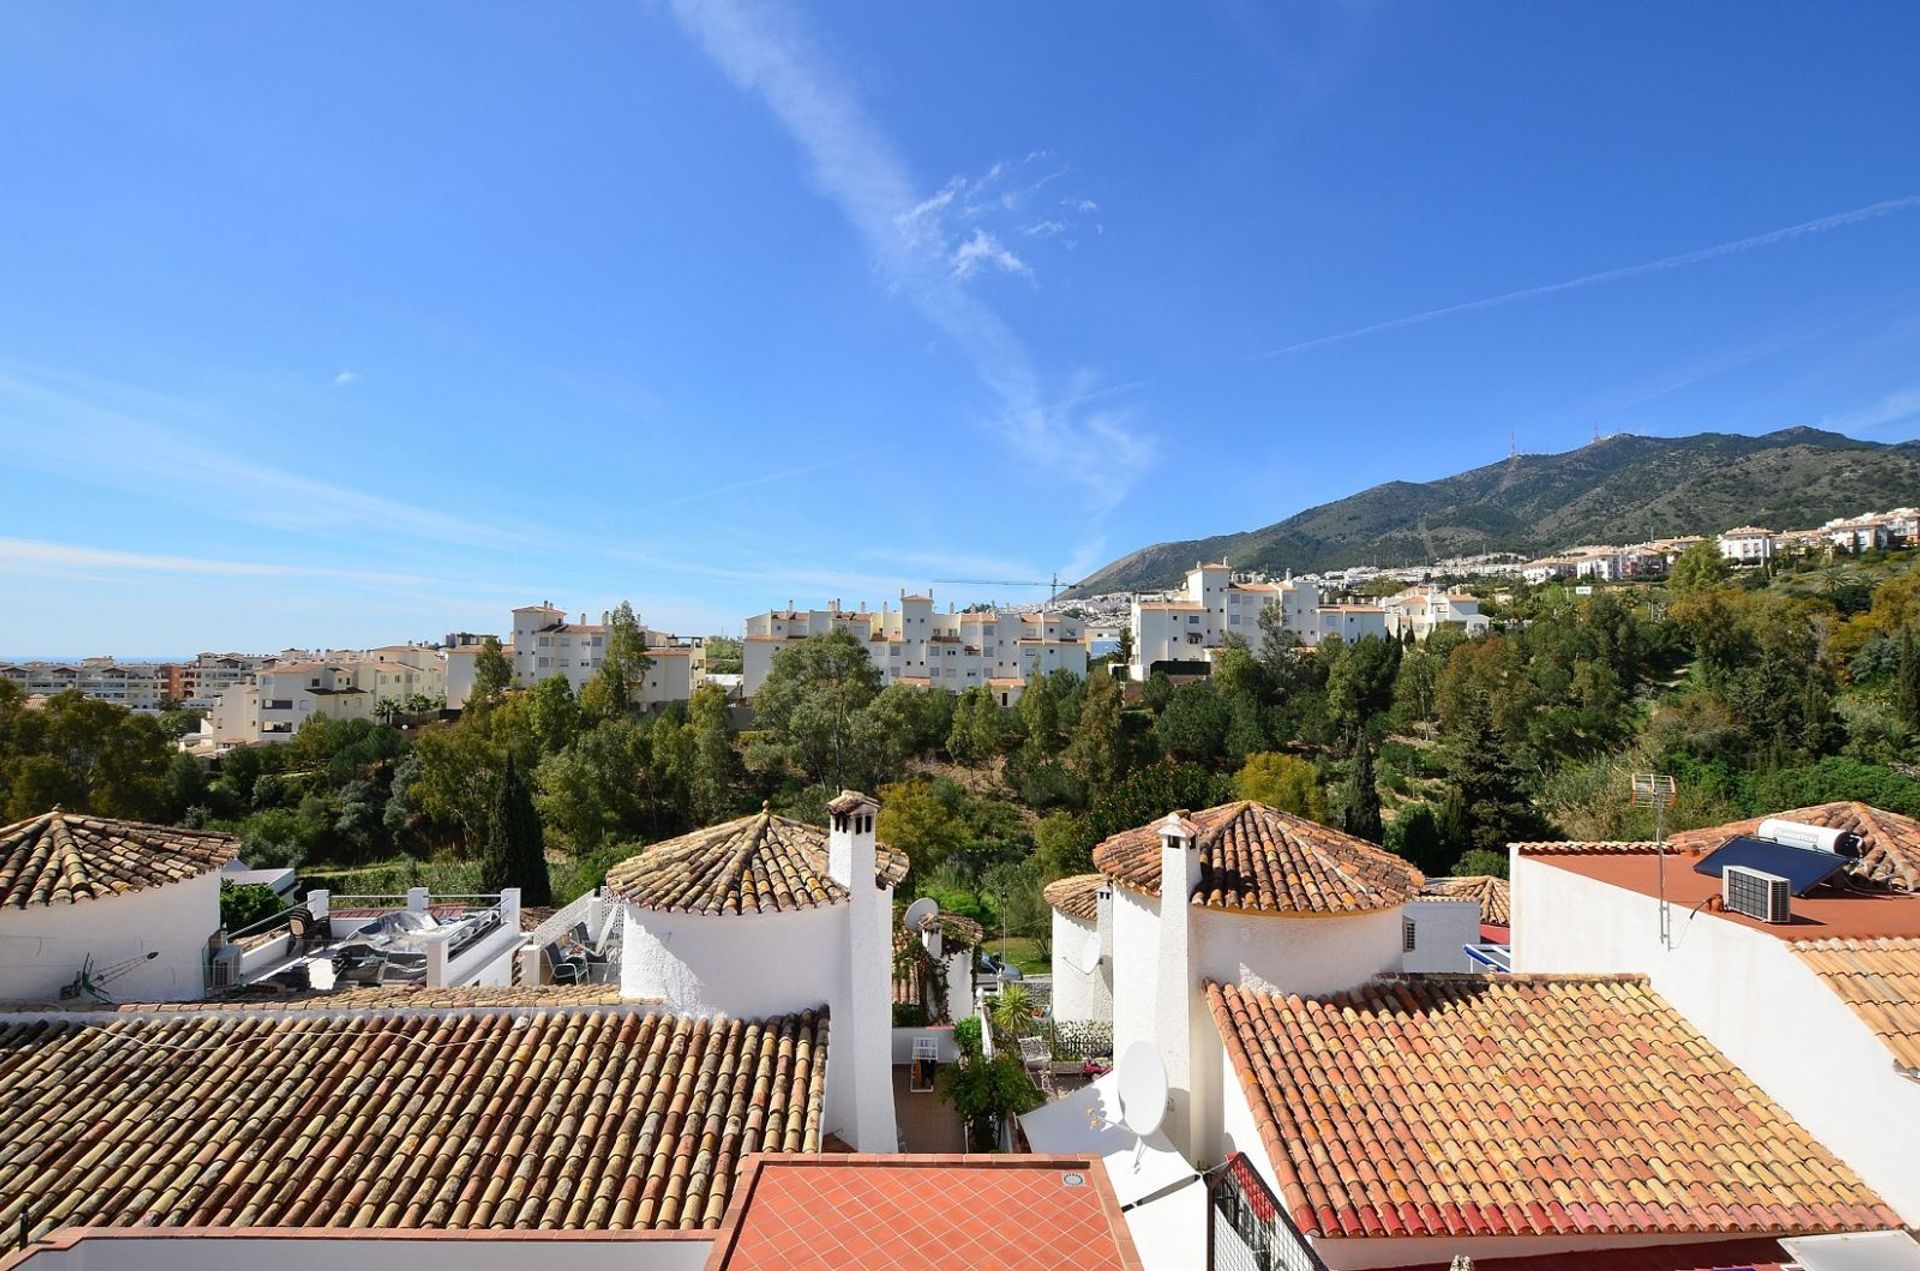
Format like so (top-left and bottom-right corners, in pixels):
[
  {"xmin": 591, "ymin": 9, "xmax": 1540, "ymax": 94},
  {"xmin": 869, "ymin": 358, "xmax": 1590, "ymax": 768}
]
[{"xmin": 1402, "ymin": 920, "xmax": 1417, "ymax": 952}]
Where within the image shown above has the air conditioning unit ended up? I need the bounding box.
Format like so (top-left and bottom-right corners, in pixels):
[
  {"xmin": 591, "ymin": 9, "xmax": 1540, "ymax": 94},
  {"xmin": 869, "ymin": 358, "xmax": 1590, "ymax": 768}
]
[
  {"xmin": 1724, "ymin": 865, "xmax": 1791, "ymax": 924},
  {"xmin": 207, "ymin": 944, "xmax": 243, "ymax": 990}
]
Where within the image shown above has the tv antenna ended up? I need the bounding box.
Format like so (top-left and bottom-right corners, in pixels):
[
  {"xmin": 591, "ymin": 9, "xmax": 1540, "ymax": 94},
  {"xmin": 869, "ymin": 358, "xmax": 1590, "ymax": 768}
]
[
  {"xmin": 58, "ymin": 950, "xmax": 159, "ymax": 1003},
  {"xmin": 1632, "ymin": 773, "xmax": 1678, "ymax": 947}
]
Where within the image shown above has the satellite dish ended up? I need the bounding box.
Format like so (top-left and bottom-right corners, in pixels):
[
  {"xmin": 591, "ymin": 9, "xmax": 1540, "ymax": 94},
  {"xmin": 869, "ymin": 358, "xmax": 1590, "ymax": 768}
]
[
  {"xmin": 1115, "ymin": 1042, "xmax": 1168, "ymax": 1137},
  {"xmin": 902, "ymin": 896, "xmax": 940, "ymax": 933}
]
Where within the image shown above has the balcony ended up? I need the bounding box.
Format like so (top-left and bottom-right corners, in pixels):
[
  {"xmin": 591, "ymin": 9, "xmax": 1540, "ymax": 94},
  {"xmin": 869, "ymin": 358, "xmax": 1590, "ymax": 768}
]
[{"xmin": 215, "ymin": 887, "xmax": 526, "ymax": 995}]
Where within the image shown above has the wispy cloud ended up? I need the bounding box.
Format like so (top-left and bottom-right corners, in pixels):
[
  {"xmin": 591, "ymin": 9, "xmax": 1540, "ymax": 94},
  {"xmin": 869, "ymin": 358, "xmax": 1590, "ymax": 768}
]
[
  {"xmin": 0, "ymin": 363, "xmax": 527, "ymax": 549},
  {"xmin": 330, "ymin": 369, "xmax": 359, "ymax": 387},
  {"xmin": 1815, "ymin": 386, "xmax": 1920, "ymax": 434},
  {"xmin": 664, "ymin": 0, "xmax": 1152, "ymax": 512},
  {"xmin": 0, "ymin": 536, "xmax": 428, "ymax": 586},
  {"xmin": 1257, "ymin": 194, "xmax": 1920, "ymax": 360},
  {"xmin": 950, "ymin": 228, "xmax": 1031, "ymax": 281},
  {"xmin": 640, "ymin": 445, "xmax": 901, "ymax": 514}
]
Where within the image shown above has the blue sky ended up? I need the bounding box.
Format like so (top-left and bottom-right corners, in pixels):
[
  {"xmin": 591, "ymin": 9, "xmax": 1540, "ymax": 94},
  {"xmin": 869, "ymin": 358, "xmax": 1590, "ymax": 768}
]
[{"xmin": 2, "ymin": 2, "xmax": 1917, "ymax": 657}]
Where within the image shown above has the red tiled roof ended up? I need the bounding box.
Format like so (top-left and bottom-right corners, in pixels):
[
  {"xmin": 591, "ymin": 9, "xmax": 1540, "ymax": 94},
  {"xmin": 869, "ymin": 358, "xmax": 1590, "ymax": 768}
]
[
  {"xmin": 1093, "ymin": 801, "xmax": 1423, "ymax": 914},
  {"xmin": 605, "ymin": 806, "xmax": 908, "ymax": 915},
  {"xmin": 1045, "ymin": 873, "xmax": 1105, "ymax": 922},
  {"xmin": 705, "ymin": 1154, "xmax": 1143, "ymax": 1269},
  {"xmin": 0, "ymin": 1001, "xmax": 829, "ymax": 1241},
  {"xmin": 1666, "ymin": 803, "xmax": 1920, "ymax": 893},
  {"xmin": 1419, "ymin": 873, "xmax": 1510, "ymax": 926},
  {"xmin": 1397, "ymin": 1237, "xmax": 1790, "ymax": 1271},
  {"xmin": 1207, "ymin": 974, "xmax": 1897, "ymax": 1242},
  {"xmin": 0, "ymin": 810, "xmax": 238, "ymax": 908},
  {"xmin": 1792, "ymin": 937, "xmax": 1920, "ymax": 1073}
]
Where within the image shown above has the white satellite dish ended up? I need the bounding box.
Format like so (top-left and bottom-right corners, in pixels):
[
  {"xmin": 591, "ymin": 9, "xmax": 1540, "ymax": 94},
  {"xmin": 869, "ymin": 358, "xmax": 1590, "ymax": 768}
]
[
  {"xmin": 1115, "ymin": 1042, "xmax": 1168, "ymax": 1137},
  {"xmin": 901, "ymin": 896, "xmax": 940, "ymax": 933}
]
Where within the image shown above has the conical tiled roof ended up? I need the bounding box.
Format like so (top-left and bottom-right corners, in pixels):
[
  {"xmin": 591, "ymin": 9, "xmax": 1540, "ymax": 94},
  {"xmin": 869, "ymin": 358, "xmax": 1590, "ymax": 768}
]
[
  {"xmin": 606, "ymin": 805, "xmax": 909, "ymax": 915},
  {"xmin": 1043, "ymin": 873, "xmax": 1104, "ymax": 922},
  {"xmin": 1419, "ymin": 873, "xmax": 1511, "ymax": 926},
  {"xmin": 1092, "ymin": 800, "xmax": 1423, "ymax": 915},
  {"xmin": 0, "ymin": 809, "xmax": 238, "ymax": 908}
]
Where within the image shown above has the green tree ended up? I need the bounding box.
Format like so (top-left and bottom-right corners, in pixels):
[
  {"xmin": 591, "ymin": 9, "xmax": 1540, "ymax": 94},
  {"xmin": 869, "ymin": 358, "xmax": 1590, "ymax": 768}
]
[
  {"xmin": 1155, "ymin": 682, "xmax": 1230, "ymax": 762},
  {"xmin": 752, "ymin": 629, "xmax": 883, "ymax": 787},
  {"xmin": 535, "ymin": 717, "xmax": 657, "ymax": 850},
  {"xmin": 875, "ymin": 778, "xmax": 969, "ymax": 879},
  {"xmin": 1669, "ymin": 540, "xmax": 1730, "ymax": 594},
  {"xmin": 469, "ymin": 636, "xmax": 512, "ymax": 713},
  {"xmin": 948, "ymin": 685, "xmax": 1004, "ymax": 766},
  {"xmin": 1087, "ymin": 761, "xmax": 1233, "ymax": 841},
  {"xmin": 1384, "ymin": 802, "xmax": 1451, "ymax": 877},
  {"xmin": 1231, "ymin": 752, "xmax": 1328, "ymax": 822},
  {"xmin": 1444, "ymin": 694, "xmax": 1544, "ymax": 856},
  {"xmin": 528, "ymin": 674, "xmax": 580, "ymax": 754},
  {"xmin": 1338, "ymin": 737, "xmax": 1383, "ymax": 842},
  {"xmin": 1326, "ymin": 635, "xmax": 1401, "ymax": 740},
  {"xmin": 938, "ymin": 1026, "xmax": 1043, "ymax": 1150},
  {"xmin": 1066, "ymin": 672, "xmax": 1128, "ymax": 788},
  {"xmin": 1033, "ymin": 811, "xmax": 1099, "ymax": 877},
  {"xmin": 0, "ymin": 690, "xmax": 171, "ymax": 821},
  {"xmin": 579, "ymin": 602, "xmax": 655, "ymax": 721},
  {"xmin": 1452, "ymin": 848, "xmax": 1509, "ymax": 879},
  {"xmin": 219, "ymin": 880, "xmax": 285, "ymax": 932},
  {"xmin": 483, "ymin": 751, "xmax": 551, "ymax": 905},
  {"xmin": 684, "ymin": 682, "xmax": 742, "ymax": 825},
  {"xmin": 1899, "ymin": 627, "xmax": 1920, "ymax": 734}
]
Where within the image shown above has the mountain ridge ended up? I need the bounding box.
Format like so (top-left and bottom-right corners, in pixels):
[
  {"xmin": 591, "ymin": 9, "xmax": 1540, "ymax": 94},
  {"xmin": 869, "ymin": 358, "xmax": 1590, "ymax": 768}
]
[{"xmin": 1066, "ymin": 427, "xmax": 1920, "ymax": 597}]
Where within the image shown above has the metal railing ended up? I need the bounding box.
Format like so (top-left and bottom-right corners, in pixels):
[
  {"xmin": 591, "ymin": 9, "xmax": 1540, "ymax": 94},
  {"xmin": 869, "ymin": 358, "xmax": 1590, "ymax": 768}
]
[{"xmin": 1208, "ymin": 1153, "xmax": 1328, "ymax": 1271}]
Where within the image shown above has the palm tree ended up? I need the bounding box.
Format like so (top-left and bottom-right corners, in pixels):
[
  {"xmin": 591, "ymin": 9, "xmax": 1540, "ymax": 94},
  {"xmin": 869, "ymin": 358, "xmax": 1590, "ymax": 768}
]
[{"xmin": 990, "ymin": 984, "xmax": 1035, "ymax": 1038}]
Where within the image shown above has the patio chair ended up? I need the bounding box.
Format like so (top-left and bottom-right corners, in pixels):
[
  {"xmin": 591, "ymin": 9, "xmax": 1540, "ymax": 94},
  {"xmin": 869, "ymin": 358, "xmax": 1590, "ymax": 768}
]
[{"xmin": 542, "ymin": 943, "xmax": 585, "ymax": 985}]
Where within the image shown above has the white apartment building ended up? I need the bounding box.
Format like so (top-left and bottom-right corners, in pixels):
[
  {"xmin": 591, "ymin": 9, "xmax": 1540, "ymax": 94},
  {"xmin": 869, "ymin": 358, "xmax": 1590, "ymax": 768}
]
[
  {"xmin": 178, "ymin": 652, "xmax": 278, "ymax": 708},
  {"xmin": 506, "ymin": 602, "xmax": 703, "ymax": 707},
  {"xmin": 1718, "ymin": 524, "xmax": 1777, "ymax": 564},
  {"xmin": 0, "ymin": 659, "xmax": 170, "ymax": 711},
  {"xmin": 1379, "ymin": 584, "xmax": 1489, "ymax": 640},
  {"xmin": 207, "ymin": 649, "xmax": 449, "ymax": 745},
  {"xmin": 1128, "ymin": 562, "xmax": 1384, "ymax": 680},
  {"xmin": 740, "ymin": 591, "xmax": 1087, "ymax": 705}
]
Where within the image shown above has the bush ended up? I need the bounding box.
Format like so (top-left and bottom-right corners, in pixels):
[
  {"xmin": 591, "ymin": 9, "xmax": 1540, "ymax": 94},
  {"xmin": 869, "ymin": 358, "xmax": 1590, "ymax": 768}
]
[{"xmin": 219, "ymin": 881, "xmax": 285, "ymax": 933}]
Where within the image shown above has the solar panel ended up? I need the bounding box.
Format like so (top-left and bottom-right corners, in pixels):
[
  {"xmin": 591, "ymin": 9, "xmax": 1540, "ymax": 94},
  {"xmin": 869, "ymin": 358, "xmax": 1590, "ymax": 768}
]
[{"xmin": 1692, "ymin": 835, "xmax": 1851, "ymax": 896}]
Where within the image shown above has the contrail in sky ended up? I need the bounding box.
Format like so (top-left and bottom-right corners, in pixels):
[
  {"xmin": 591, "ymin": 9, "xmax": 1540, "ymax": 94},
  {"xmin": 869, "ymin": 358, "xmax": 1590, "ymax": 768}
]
[{"xmin": 1256, "ymin": 194, "xmax": 1920, "ymax": 359}]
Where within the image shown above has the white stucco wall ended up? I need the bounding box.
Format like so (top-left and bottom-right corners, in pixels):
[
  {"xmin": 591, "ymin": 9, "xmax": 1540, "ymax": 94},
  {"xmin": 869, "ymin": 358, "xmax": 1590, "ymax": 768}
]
[
  {"xmin": 619, "ymin": 888, "xmax": 895, "ymax": 1152},
  {"xmin": 1400, "ymin": 897, "xmax": 1483, "ymax": 973},
  {"xmin": 621, "ymin": 903, "xmax": 844, "ymax": 1020},
  {"xmin": 1049, "ymin": 908, "xmax": 1112, "ymax": 1023},
  {"xmin": 0, "ymin": 872, "xmax": 222, "ymax": 1004},
  {"xmin": 1513, "ymin": 853, "xmax": 1920, "ymax": 1224}
]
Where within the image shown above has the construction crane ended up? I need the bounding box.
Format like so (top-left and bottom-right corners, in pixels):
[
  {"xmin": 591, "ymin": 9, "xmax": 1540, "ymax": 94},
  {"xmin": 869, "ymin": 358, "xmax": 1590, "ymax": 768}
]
[
  {"xmin": 58, "ymin": 950, "xmax": 159, "ymax": 1003},
  {"xmin": 932, "ymin": 573, "xmax": 1079, "ymax": 604}
]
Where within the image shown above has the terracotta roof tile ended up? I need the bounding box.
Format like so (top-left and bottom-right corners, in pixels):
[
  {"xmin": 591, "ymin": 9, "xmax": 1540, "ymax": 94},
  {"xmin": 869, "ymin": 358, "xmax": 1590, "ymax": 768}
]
[
  {"xmin": 1419, "ymin": 874, "xmax": 1510, "ymax": 926},
  {"xmin": 0, "ymin": 1000, "xmax": 828, "ymax": 1241},
  {"xmin": 1044, "ymin": 873, "xmax": 1105, "ymax": 922},
  {"xmin": 1792, "ymin": 937, "xmax": 1920, "ymax": 1073},
  {"xmin": 1518, "ymin": 803, "xmax": 1920, "ymax": 894},
  {"xmin": 0, "ymin": 810, "xmax": 238, "ymax": 908},
  {"xmin": 1207, "ymin": 974, "xmax": 1897, "ymax": 1241},
  {"xmin": 706, "ymin": 1154, "xmax": 1143, "ymax": 1270},
  {"xmin": 1092, "ymin": 801, "xmax": 1423, "ymax": 914},
  {"xmin": 605, "ymin": 807, "xmax": 908, "ymax": 915},
  {"xmin": 1667, "ymin": 803, "xmax": 1920, "ymax": 893}
]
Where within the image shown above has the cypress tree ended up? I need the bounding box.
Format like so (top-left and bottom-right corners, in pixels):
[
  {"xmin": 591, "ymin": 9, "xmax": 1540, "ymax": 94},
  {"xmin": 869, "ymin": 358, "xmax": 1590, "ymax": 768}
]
[
  {"xmin": 1340, "ymin": 734, "xmax": 1384, "ymax": 843},
  {"xmin": 484, "ymin": 752, "xmax": 551, "ymax": 905},
  {"xmin": 1898, "ymin": 627, "xmax": 1920, "ymax": 735}
]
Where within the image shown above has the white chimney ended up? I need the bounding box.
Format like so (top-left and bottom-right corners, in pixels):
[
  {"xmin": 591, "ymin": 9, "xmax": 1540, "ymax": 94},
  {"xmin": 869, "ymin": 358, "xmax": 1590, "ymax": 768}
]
[
  {"xmin": 825, "ymin": 790, "xmax": 896, "ymax": 1152},
  {"xmin": 1154, "ymin": 811, "xmax": 1203, "ymax": 1158}
]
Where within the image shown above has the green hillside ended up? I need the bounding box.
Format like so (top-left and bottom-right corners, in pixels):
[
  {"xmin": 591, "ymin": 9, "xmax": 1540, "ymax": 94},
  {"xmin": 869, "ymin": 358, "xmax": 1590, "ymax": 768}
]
[{"xmin": 1067, "ymin": 427, "xmax": 1920, "ymax": 597}]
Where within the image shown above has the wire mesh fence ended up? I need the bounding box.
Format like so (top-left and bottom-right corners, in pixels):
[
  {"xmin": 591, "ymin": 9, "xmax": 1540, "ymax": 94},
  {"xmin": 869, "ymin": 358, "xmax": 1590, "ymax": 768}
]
[{"xmin": 1208, "ymin": 1153, "xmax": 1329, "ymax": 1271}]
